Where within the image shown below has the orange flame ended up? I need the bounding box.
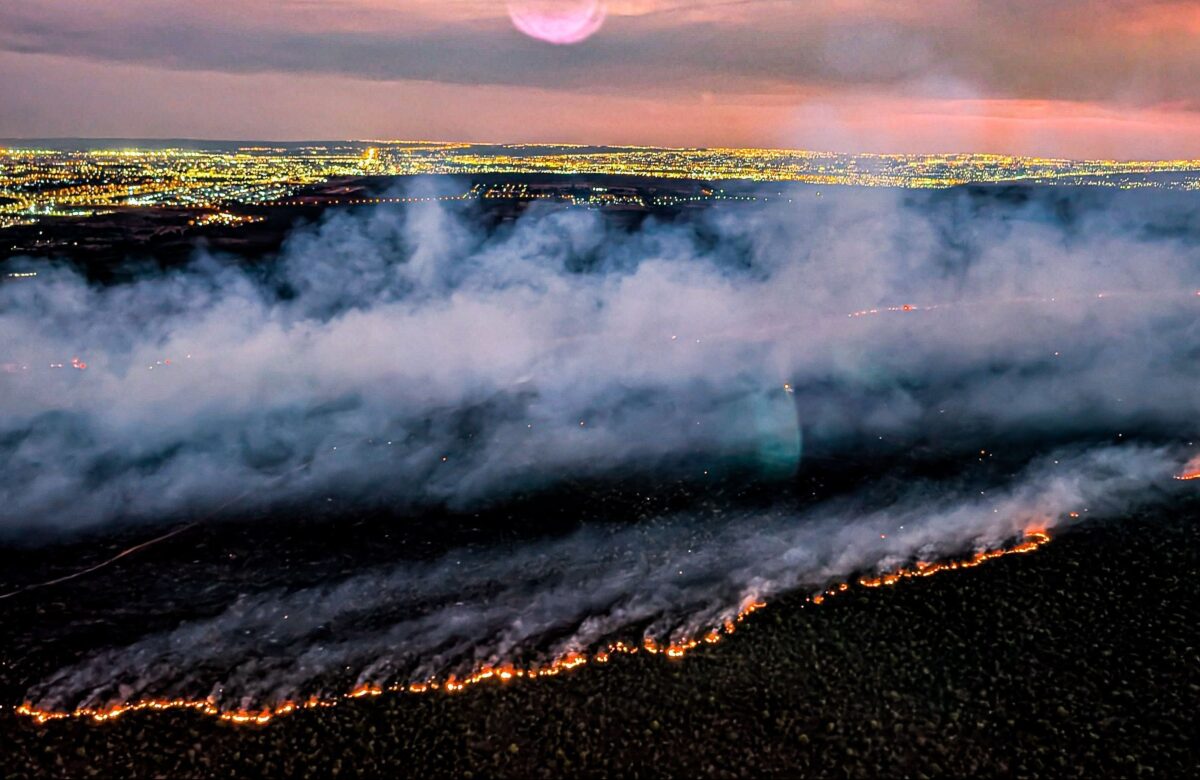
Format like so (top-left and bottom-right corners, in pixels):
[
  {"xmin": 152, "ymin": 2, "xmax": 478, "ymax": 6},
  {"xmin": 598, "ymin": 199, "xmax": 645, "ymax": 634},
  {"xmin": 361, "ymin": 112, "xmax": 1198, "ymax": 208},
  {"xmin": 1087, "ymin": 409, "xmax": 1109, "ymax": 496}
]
[
  {"xmin": 858, "ymin": 531, "xmax": 1050, "ymax": 589},
  {"xmin": 13, "ymin": 531, "xmax": 1050, "ymax": 727},
  {"xmin": 1175, "ymin": 455, "xmax": 1200, "ymax": 481}
]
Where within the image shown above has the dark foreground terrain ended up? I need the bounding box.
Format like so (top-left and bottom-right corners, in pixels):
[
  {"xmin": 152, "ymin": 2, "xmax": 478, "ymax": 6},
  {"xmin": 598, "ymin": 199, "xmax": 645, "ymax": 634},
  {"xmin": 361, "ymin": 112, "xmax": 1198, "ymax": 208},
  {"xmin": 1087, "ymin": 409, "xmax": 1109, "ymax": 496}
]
[{"xmin": 3, "ymin": 506, "xmax": 1196, "ymax": 778}]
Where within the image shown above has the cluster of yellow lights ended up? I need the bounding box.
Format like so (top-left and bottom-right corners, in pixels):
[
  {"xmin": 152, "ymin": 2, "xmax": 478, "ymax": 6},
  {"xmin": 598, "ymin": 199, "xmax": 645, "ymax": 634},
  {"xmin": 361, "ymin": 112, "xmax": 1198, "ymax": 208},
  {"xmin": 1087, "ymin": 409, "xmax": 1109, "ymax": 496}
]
[
  {"xmin": 14, "ymin": 531, "xmax": 1054, "ymax": 728},
  {"xmin": 5, "ymin": 144, "xmax": 1200, "ymax": 224},
  {"xmin": 187, "ymin": 212, "xmax": 264, "ymax": 228}
]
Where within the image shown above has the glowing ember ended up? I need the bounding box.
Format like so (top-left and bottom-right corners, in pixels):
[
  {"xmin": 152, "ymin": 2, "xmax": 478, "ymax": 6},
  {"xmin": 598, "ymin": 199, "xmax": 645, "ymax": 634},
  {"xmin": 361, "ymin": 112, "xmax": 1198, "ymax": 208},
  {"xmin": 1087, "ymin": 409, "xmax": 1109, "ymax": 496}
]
[
  {"xmin": 1175, "ymin": 456, "xmax": 1200, "ymax": 480},
  {"xmin": 12, "ymin": 532, "xmax": 1052, "ymax": 727}
]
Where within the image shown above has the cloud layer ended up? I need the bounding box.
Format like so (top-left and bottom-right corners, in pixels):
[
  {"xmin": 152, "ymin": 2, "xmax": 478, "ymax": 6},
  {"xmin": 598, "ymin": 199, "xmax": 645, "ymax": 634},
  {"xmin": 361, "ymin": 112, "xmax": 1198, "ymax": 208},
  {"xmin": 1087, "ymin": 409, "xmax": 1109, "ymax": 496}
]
[
  {"xmin": 3, "ymin": 1, "xmax": 1197, "ymax": 103},
  {"xmin": 2, "ymin": 1, "xmax": 1200, "ymax": 154}
]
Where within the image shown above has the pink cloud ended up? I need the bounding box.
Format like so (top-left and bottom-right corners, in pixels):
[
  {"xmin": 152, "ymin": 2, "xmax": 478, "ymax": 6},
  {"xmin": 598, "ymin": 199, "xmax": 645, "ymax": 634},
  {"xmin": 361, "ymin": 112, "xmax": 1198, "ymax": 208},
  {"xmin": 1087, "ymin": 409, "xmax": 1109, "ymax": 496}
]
[{"xmin": 1, "ymin": 1, "xmax": 1198, "ymax": 157}]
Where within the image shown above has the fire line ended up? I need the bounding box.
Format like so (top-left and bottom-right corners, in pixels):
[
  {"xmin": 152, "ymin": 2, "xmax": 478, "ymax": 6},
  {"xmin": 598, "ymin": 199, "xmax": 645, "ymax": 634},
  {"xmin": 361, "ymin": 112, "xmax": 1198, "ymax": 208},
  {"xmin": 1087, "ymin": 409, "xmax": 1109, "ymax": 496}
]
[{"xmin": 13, "ymin": 530, "xmax": 1052, "ymax": 727}]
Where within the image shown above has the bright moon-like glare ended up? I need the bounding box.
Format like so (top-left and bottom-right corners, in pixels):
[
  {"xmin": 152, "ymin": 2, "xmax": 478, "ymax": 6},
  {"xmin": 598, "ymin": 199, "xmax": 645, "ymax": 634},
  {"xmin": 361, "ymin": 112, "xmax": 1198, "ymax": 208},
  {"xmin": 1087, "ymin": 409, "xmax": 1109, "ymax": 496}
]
[{"xmin": 507, "ymin": 0, "xmax": 607, "ymax": 45}]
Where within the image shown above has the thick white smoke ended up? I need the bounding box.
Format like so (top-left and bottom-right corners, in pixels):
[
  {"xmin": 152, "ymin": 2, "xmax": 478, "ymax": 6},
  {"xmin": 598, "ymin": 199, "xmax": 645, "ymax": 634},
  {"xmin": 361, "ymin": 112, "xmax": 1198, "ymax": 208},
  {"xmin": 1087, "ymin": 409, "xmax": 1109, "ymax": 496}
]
[{"xmin": 1, "ymin": 184, "xmax": 1197, "ymax": 533}]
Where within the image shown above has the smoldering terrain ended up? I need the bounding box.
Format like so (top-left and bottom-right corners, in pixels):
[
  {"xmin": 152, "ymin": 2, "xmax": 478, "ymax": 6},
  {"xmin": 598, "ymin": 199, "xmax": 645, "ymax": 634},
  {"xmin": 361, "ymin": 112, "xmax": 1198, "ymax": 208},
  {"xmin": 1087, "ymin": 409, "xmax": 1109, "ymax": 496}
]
[{"xmin": 1, "ymin": 181, "xmax": 1199, "ymax": 719}]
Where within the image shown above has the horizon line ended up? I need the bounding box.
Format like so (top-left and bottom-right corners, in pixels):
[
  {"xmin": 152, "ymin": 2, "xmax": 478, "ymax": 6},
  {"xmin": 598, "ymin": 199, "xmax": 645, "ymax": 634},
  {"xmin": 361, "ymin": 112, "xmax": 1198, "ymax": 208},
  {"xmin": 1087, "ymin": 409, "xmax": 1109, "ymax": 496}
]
[{"xmin": 5, "ymin": 136, "xmax": 1200, "ymax": 166}]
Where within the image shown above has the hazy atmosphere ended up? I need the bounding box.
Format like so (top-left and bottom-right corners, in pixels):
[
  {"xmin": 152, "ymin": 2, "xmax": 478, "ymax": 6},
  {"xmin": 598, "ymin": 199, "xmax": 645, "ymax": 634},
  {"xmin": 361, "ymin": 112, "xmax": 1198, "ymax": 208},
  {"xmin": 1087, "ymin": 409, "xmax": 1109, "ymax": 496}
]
[
  {"xmin": 2, "ymin": 3, "xmax": 1197, "ymax": 778},
  {"xmin": 3, "ymin": 0, "xmax": 1200, "ymax": 156}
]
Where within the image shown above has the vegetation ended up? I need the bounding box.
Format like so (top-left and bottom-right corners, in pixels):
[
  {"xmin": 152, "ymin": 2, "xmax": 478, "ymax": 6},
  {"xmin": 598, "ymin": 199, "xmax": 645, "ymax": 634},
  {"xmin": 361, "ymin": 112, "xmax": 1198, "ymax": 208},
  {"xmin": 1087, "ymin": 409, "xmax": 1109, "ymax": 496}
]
[{"xmin": 4, "ymin": 508, "xmax": 1195, "ymax": 778}]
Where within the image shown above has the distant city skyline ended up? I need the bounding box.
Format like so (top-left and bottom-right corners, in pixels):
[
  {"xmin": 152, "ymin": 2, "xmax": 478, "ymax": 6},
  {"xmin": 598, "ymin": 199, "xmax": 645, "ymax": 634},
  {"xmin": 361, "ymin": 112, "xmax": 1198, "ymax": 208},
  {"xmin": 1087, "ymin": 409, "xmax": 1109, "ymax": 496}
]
[{"xmin": 2, "ymin": 1, "xmax": 1199, "ymax": 159}]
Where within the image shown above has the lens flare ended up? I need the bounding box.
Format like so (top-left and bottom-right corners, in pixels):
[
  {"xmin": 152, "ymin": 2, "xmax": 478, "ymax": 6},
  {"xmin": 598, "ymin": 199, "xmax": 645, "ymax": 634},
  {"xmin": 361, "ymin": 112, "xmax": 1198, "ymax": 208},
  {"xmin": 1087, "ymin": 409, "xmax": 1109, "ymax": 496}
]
[{"xmin": 507, "ymin": 0, "xmax": 607, "ymax": 45}]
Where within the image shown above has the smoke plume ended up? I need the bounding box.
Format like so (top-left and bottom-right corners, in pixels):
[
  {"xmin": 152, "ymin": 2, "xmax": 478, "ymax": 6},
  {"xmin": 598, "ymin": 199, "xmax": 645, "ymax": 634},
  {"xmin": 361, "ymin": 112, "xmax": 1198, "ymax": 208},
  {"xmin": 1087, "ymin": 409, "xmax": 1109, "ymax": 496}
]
[{"xmin": 2, "ymin": 184, "xmax": 1197, "ymax": 533}]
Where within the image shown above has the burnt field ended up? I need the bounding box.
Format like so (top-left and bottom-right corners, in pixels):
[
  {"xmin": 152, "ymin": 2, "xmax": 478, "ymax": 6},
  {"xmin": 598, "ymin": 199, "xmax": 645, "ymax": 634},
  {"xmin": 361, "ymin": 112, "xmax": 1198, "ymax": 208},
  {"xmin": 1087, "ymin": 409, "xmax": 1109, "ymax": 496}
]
[{"xmin": 2, "ymin": 500, "xmax": 1196, "ymax": 779}]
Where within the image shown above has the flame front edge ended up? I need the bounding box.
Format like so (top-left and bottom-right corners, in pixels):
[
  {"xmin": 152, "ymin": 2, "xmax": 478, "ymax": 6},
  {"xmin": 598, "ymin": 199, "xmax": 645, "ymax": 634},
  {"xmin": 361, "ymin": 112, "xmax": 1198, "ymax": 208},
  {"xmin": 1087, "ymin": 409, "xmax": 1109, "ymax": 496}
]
[{"xmin": 12, "ymin": 530, "xmax": 1056, "ymax": 726}]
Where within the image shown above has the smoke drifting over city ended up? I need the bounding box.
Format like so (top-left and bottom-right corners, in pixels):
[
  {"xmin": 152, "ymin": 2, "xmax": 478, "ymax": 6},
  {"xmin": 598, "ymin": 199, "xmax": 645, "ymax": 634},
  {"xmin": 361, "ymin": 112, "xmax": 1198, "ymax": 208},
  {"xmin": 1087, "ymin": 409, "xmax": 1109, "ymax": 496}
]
[
  {"xmin": 3, "ymin": 183, "xmax": 1198, "ymax": 533},
  {"xmin": 4, "ymin": 182, "xmax": 1199, "ymax": 708}
]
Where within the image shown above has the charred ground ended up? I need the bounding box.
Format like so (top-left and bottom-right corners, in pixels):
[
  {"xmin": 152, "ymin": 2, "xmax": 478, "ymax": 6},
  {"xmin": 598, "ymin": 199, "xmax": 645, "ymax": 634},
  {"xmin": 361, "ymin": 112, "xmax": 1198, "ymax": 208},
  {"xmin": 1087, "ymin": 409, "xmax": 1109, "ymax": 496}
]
[{"xmin": 1, "ymin": 500, "xmax": 1196, "ymax": 778}]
